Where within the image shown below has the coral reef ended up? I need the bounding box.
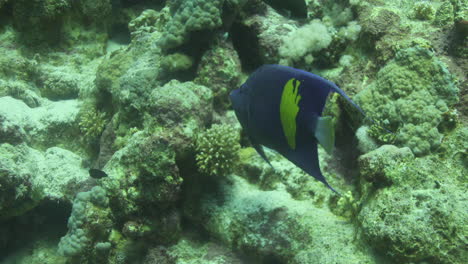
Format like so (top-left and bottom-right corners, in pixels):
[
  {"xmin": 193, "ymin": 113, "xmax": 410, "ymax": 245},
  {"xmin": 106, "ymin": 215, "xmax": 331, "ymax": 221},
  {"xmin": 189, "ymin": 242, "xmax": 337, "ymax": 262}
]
[
  {"xmin": 0, "ymin": 0, "xmax": 466, "ymax": 263},
  {"xmin": 195, "ymin": 123, "xmax": 240, "ymax": 176},
  {"xmin": 195, "ymin": 39, "xmax": 242, "ymax": 111},
  {"xmin": 58, "ymin": 186, "xmax": 113, "ymax": 261},
  {"xmin": 158, "ymin": 0, "xmax": 224, "ymax": 50},
  {"xmin": 78, "ymin": 108, "xmax": 107, "ymax": 142},
  {"xmin": 279, "ymin": 19, "xmax": 332, "ymax": 64},
  {"xmin": 183, "ymin": 174, "xmax": 375, "ymax": 263},
  {"xmin": 356, "ymin": 47, "xmax": 459, "ymax": 156}
]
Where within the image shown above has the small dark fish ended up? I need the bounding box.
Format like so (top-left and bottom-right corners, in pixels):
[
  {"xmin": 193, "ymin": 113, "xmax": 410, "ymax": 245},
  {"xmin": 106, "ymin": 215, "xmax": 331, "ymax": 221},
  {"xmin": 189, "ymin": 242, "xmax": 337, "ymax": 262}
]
[
  {"xmin": 89, "ymin": 168, "xmax": 108, "ymax": 179},
  {"xmin": 230, "ymin": 65, "xmax": 371, "ymax": 194},
  {"xmin": 262, "ymin": 0, "xmax": 307, "ymax": 18}
]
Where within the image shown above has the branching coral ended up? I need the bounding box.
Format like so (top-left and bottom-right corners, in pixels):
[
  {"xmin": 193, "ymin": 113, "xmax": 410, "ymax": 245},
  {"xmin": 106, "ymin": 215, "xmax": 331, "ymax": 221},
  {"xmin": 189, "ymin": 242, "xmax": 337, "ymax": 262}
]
[
  {"xmin": 195, "ymin": 124, "xmax": 240, "ymax": 176},
  {"xmin": 78, "ymin": 108, "xmax": 107, "ymax": 141}
]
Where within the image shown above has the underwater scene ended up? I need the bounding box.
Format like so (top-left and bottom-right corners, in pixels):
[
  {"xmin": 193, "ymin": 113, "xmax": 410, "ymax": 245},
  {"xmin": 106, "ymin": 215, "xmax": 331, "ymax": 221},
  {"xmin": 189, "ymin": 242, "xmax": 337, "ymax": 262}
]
[{"xmin": 0, "ymin": 0, "xmax": 466, "ymax": 263}]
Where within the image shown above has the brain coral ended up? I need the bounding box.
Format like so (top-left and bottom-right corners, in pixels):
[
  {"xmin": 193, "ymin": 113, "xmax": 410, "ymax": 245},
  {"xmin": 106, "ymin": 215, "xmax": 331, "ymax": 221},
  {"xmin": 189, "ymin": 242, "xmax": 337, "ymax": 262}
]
[{"xmin": 356, "ymin": 47, "xmax": 458, "ymax": 156}]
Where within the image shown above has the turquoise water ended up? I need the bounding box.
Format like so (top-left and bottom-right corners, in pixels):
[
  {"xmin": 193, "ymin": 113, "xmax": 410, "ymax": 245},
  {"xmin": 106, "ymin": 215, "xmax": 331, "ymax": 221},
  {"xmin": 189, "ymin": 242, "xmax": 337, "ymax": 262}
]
[{"xmin": 0, "ymin": 0, "xmax": 466, "ymax": 263}]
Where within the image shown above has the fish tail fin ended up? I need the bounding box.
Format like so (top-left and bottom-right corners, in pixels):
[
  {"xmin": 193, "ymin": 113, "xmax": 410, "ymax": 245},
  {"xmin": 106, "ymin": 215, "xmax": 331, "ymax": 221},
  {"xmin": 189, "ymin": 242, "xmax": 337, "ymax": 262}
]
[{"xmin": 314, "ymin": 116, "xmax": 335, "ymax": 155}]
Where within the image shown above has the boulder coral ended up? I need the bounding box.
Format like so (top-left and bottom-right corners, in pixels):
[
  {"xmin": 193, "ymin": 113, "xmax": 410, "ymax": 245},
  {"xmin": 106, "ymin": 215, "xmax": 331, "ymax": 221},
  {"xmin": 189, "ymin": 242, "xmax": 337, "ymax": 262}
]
[
  {"xmin": 356, "ymin": 47, "xmax": 459, "ymax": 156},
  {"xmin": 158, "ymin": 0, "xmax": 224, "ymax": 50},
  {"xmin": 58, "ymin": 186, "xmax": 113, "ymax": 262}
]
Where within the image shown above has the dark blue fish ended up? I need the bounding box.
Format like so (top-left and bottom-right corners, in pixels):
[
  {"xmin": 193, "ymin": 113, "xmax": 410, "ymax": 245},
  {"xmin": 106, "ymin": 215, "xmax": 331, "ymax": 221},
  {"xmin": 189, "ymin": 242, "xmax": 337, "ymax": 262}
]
[
  {"xmin": 230, "ymin": 65, "xmax": 369, "ymax": 194},
  {"xmin": 89, "ymin": 168, "xmax": 108, "ymax": 179}
]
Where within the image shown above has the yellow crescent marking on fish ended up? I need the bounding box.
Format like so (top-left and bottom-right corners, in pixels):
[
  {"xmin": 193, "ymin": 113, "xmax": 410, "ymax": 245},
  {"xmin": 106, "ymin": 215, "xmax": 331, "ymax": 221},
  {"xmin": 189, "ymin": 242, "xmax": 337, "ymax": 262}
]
[{"xmin": 280, "ymin": 78, "xmax": 301, "ymax": 149}]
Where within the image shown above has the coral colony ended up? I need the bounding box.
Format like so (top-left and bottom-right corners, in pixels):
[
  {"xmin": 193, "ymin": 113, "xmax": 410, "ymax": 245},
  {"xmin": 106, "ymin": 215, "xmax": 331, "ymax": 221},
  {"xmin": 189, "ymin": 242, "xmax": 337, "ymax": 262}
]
[{"xmin": 0, "ymin": 1, "xmax": 466, "ymax": 263}]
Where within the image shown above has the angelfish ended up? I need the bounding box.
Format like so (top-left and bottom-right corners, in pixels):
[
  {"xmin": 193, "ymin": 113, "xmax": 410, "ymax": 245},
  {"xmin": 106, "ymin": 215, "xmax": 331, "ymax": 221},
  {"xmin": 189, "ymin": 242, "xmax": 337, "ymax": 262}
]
[{"xmin": 230, "ymin": 64, "xmax": 369, "ymax": 194}]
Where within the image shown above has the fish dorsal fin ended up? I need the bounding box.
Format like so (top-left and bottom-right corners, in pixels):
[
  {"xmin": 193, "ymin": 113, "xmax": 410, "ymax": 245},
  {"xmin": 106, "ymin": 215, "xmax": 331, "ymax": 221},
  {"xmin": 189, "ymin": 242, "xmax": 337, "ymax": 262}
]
[{"xmin": 314, "ymin": 116, "xmax": 335, "ymax": 155}]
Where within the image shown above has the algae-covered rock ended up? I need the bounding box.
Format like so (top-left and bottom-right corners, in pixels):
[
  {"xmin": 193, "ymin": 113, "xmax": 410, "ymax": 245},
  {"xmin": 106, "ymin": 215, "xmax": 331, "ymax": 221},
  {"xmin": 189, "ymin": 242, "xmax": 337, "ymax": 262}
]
[
  {"xmin": 0, "ymin": 49, "xmax": 38, "ymax": 82},
  {"xmin": 434, "ymin": 1, "xmax": 455, "ymax": 27},
  {"xmin": 0, "ymin": 0, "xmax": 8, "ymax": 9},
  {"xmin": 359, "ymin": 185, "xmax": 466, "ymax": 264},
  {"xmin": 39, "ymin": 67, "xmax": 80, "ymax": 100},
  {"xmin": 78, "ymin": 0, "xmax": 112, "ymax": 21},
  {"xmin": 0, "ymin": 144, "xmax": 43, "ymax": 220},
  {"xmin": 97, "ymin": 129, "xmax": 184, "ymax": 254},
  {"xmin": 143, "ymin": 237, "xmax": 246, "ymax": 264},
  {"xmin": 357, "ymin": 127, "xmax": 467, "ymax": 263},
  {"xmin": 0, "ymin": 96, "xmax": 81, "ymax": 150},
  {"xmin": 95, "ymin": 48, "xmax": 136, "ymax": 102},
  {"xmin": 128, "ymin": 9, "xmax": 167, "ymax": 40},
  {"xmin": 184, "ymin": 174, "xmax": 376, "ymax": 263},
  {"xmin": 148, "ymin": 80, "xmax": 212, "ymax": 128},
  {"xmin": 195, "ymin": 39, "xmax": 242, "ymax": 111},
  {"xmin": 160, "ymin": 53, "xmax": 194, "ymax": 73},
  {"xmin": 413, "ymin": 2, "xmax": 436, "ymax": 21},
  {"xmin": 0, "ymin": 80, "xmax": 42, "ymax": 108},
  {"xmin": 359, "ymin": 7, "xmax": 401, "ymax": 37},
  {"xmin": 10, "ymin": 0, "xmax": 111, "ymax": 45},
  {"xmin": 358, "ymin": 145, "xmax": 414, "ymax": 186},
  {"xmin": 96, "ymin": 46, "xmax": 164, "ymax": 118},
  {"xmin": 101, "ymin": 130, "xmax": 182, "ymax": 218},
  {"xmin": 11, "ymin": 0, "xmax": 72, "ymax": 44}
]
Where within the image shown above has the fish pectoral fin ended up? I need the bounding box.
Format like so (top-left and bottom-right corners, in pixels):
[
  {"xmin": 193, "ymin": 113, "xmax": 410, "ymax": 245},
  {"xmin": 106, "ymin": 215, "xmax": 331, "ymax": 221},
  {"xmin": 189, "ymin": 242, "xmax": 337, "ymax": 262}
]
[
  {"xmin": 253, "ymin": 143, "xmax": 274, "ymax": 169},
  {"xmin": 314, "ymin": 116, "xmax": 335, "ymax": 155}
]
